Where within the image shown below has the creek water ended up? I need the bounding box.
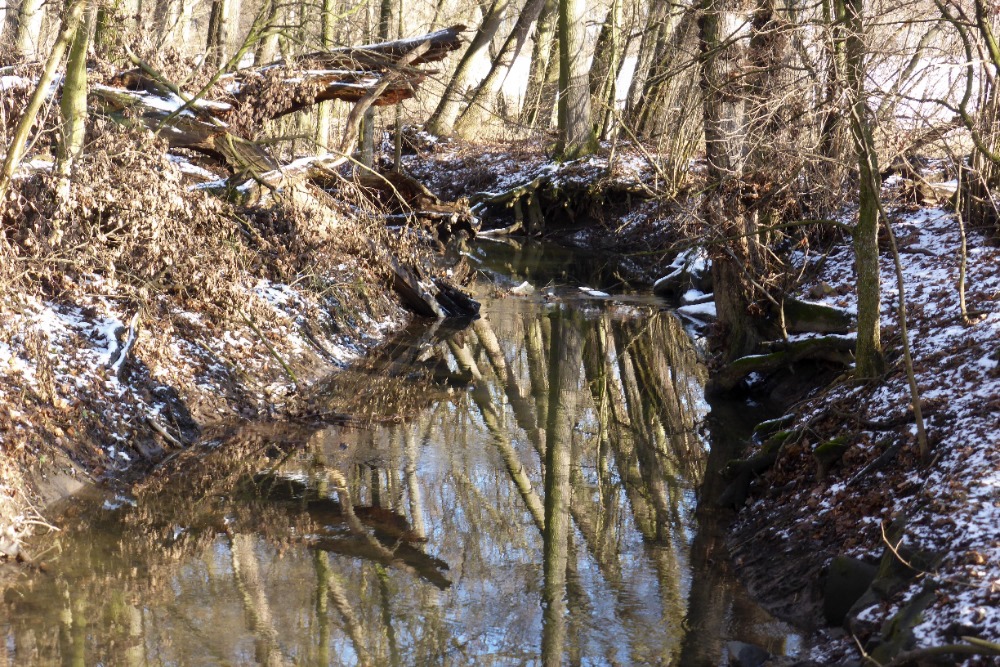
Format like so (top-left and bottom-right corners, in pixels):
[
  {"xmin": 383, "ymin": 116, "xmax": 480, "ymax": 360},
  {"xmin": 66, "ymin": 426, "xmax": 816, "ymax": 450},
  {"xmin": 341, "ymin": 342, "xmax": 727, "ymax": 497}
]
[{"xmin": 3, "ymin": 240, "xmax": 801, "ymax": 665}]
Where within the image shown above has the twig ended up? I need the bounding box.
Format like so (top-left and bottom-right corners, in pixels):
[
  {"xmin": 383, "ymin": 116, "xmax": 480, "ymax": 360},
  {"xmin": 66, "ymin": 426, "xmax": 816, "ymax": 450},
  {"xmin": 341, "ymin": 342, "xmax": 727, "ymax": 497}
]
[{"xmin": 146, "ymin": 415, "xmax": 186, "ymax": 448}]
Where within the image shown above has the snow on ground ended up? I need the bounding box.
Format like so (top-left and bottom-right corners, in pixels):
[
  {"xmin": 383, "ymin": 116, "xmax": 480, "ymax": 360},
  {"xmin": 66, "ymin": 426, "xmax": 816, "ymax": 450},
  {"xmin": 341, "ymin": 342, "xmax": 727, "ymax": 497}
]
[{"xmin": 759, "ymin": 200, "xmax": 1000, "ymax": 662}]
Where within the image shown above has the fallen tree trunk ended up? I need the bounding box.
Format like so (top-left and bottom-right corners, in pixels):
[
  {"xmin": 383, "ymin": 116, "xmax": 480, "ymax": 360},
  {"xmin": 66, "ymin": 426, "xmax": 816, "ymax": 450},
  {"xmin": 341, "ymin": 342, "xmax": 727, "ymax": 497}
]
[
  {"xmin": 107, "ymin": 25, "xmax": 466, "ymax": 121},
  {"xmin": 90, "ymin": 25, "xmax": 467, "ymax": 173},
  {"xmin": 708, "ymin": 334, "xmax": 857, "ymax": 394},
  {"xmin": 389, "ymin": 258, "xmax": 480, "ymax": 319}
]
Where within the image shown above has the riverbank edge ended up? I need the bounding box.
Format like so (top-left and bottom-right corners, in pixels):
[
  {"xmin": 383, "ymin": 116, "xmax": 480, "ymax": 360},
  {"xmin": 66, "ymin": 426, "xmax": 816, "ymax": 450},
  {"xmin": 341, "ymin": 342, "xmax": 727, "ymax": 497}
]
[{"xmin": 0, "ymin": 261, "xmax": 412, "ymax": 564}]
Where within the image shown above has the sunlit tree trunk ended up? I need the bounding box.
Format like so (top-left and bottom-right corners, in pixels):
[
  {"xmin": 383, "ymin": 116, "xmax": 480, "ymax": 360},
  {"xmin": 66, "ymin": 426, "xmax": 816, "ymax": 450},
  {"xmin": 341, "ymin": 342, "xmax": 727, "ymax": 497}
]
[
  {"xmin": 625, "ymin": 0, "xmax": 672, "ymax": 123},
  {"xmin": 315, "ymin": 0, "xmax": 336, "ymax": 149},
  {"xmin": 555, "ymin": 0, "xmax": 596, "ymax": 158},
  {"xmin": 59, "ymin": 0, "xmax": 91, "ymax": 174},
  {"xmin": 356, "ymin": 0, "xmax": 393, "ymax": 165},
  {"xmin": 631, "ymin": 5, "xmax": 694, "ymax": 139},
  {"xmin": 453, "ymin": 0, "xmax": 548, "ymax": 139},
  {"xmin": 0, "ymin": 0, "xmax": 87, "ymax": 202},
  {"xmin": 15, "ymin": 0, "xmax": 45, "ymax": 58},
  {"xmin": 589, "ymin": 0, "xmax": 622, "ymax": 139},
  {"xmin": 256, "ymin": 0, "xmax": 281, "ymax": 63},
  {"xmin": 426, "ymin": 0, "xmax": 510, "ymax": 136}
]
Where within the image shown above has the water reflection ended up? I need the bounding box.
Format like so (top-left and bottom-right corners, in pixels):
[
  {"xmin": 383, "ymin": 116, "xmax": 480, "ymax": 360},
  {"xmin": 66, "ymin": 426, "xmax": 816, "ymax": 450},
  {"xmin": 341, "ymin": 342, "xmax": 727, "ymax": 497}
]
[{"xmin": 2, "ymin": 249, "xmax": 799, "ymax": 665}]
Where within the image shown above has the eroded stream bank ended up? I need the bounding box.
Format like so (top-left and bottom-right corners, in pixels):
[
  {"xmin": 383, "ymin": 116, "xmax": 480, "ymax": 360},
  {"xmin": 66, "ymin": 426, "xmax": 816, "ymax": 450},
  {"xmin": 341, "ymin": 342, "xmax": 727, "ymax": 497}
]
[{"xmin": 3, "ymin": 241, "xmax": 801, "ymax": 665}]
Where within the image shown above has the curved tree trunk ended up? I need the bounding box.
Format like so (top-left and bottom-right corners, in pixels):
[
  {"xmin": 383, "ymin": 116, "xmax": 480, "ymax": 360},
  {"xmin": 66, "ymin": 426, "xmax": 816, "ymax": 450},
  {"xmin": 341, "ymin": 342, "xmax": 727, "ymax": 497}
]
[
  {"xmin": 425, "ymin": 0, "xmax": 510, "ymax": 136},
  {"xmin": 453, "ymin": 0, "xmax": 548, "ymax": 139}
]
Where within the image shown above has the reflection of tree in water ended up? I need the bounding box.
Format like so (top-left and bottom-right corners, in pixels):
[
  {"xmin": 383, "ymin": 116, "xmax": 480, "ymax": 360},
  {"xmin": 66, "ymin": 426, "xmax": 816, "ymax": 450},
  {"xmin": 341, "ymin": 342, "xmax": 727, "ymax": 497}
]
[{"xmin": 2, "ymin": 294, "xmax": 787, "ymax": 665}]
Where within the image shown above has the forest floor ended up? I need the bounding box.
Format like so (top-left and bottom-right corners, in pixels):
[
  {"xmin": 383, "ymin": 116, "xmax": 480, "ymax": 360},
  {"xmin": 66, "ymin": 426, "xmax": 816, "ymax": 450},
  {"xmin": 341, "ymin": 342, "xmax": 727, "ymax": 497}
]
[{"xmin": 405, "ymin": 137, "xmax": 1000, "ymax": 665}]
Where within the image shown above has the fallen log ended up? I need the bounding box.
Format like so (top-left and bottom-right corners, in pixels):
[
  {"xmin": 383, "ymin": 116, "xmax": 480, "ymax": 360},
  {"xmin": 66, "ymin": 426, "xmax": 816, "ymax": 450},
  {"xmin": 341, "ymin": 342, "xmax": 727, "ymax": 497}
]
[
  {"xmin": 108, "ymin": 25, "xmax": 466, "ymax": 121},
  {"xmin": 780, "ymin": 297, "xmax": 853, "ymax": 334},
  {"xmin": 389, "ymin": 257, "xmax": 479, "ymax": 319},
  {"xmin": 91, "ymin": 25, "xmax": 466, "ymax": 174},
  {"xmin": 708, "ymin": 334, "xmax": 856, "ymax": 394}
]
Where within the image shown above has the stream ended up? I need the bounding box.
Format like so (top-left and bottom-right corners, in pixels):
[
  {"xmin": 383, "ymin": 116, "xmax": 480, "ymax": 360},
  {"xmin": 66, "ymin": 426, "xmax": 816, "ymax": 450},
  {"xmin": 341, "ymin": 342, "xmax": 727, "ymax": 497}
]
[{"xmin": 2, "ymin": 240, "xmax": 802, "ymax": 666}]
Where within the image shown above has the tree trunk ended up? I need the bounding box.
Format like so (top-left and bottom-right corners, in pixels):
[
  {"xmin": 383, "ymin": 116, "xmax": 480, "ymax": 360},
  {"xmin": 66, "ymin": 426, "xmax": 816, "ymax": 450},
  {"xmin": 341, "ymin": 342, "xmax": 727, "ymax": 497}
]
[
  {"xmin": 205, "ymin": 0, "xmax": 225, "ymax": 69},
  {"xmin": 426, "ymin": 0, "xmax": 510, "ymax": 136},
  {"xmin": 93, "ymin": 0, "xmax": 124, "ymax": 58},
  {"xmin": 520, "ymin": 0, "xmax": 559, "ymax": 130},
  {"xmin": 589, "ymin": 0, "xmax": 622, "ymax": 140},
  {"xmin": 15, "ymin": 0, "xmax": 46, "ymax": 59},
  {"xmin": 58, "ymin": 0, "xmax": 92, "ymax": 174},
  {"xmin": 555, "ymin": 0, "xmax": 595, "ymax": 158},
  {"xmin": 314, "ymin": 0, "xmax": 336, "ymax": 149},
  {"xmin": 256, "ymin": 0, "xmax": 281, "ymax": 64},
  {"xmin": 698, "ymin": 0, "xmax": 767, "ymax": 361},
  {"xmin": 453, "ymin": 0, "xmax": 548, "ymax": 139},
  {"xmin": 624, "ymin": 0, "xmax": 672, "ymax": 124},
  {"xmin": 841, "ymin": 0, "xmax": 884, "ymax": 377}
]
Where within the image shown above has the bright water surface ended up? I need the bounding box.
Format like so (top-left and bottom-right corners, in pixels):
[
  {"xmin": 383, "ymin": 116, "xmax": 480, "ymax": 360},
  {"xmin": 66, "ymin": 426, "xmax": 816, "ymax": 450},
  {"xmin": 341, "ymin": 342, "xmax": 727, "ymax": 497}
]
[{"xmin": 2, "ymin": 241, "xmax": 801, "ymax": 665}]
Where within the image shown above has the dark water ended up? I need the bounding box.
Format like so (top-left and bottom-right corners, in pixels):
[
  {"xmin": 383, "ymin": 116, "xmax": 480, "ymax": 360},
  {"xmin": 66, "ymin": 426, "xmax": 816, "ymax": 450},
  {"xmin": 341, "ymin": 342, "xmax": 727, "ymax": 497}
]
[{"xmin": 1, "ymin": 241, "xmax": 801, "ymax": 666}]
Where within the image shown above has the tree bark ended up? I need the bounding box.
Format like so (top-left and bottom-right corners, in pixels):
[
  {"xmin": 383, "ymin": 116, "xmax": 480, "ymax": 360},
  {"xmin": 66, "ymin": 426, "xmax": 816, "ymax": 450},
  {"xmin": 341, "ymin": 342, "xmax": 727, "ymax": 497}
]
[
  {"xmin": 425, "ymin": 0, "xmax": 510, "ymax": 136},
  {"xmin": 453, "ymin": 0, "xmax": 548, "ymax": 139},
  {"xmin": 15, "ymin": 0, "xmax": 45, "ymax": 59},
  {"xmin": 555, "ymin": 0, "xmax": 595, "ymax": 158},
  {"xmin": 59, "ymin": 1, "xmax": 92, "ymax": 173},
  {"xmin": 841, "ymin": 0, "xmax": 884, "ymax": 378}
]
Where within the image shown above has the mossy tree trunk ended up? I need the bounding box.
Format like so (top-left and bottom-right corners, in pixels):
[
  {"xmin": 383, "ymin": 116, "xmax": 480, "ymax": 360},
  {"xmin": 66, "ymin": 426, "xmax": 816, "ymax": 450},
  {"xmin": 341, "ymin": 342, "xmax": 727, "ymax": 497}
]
[
  {"xmin": 59, "ymin": 0, "xmax": 92, "ymax": 174},
  {"xmin": 840, "ymin": 0, "xmax": 885, "ymax": 378}
]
